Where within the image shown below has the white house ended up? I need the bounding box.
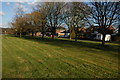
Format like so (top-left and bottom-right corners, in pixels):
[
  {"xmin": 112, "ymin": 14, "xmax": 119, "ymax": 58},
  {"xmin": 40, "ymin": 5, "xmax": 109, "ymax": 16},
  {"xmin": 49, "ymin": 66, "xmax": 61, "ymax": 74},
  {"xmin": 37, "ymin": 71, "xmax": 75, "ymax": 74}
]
[
  {"xmin": 86, "ymin": 25, "xmax": 115, "ymax": 41},
  {"xmin": 92, "ymin": 31, "xmax": 111, "ymax": 41}
]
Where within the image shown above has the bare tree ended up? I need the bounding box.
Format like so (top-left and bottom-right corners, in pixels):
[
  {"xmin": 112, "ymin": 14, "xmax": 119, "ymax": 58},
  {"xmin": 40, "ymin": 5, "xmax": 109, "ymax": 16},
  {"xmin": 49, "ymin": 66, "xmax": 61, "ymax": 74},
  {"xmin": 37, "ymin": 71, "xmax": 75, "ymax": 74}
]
[
  {"xmin": 39, "ymin": 2, "xmax": 66, "ymax": 39},
  {"xmin": 62, "ymin": 2, "xmax": 90, "ymax": 41},
  {"xmin": 35, "ymin": 2, "xmax": 50, "ymax": 38},
  {"xmin": 90, "ymin": 2, "xmax": 120, "ymax": 45}
]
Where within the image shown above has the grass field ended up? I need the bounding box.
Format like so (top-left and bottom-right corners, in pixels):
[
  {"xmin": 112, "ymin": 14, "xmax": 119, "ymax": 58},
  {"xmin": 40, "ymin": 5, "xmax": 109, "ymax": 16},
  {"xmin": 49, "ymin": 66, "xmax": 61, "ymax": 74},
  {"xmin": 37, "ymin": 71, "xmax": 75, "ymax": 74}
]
[{"xmin": 2, "ymin": 35, "xmax": 119, "ymax": 78}]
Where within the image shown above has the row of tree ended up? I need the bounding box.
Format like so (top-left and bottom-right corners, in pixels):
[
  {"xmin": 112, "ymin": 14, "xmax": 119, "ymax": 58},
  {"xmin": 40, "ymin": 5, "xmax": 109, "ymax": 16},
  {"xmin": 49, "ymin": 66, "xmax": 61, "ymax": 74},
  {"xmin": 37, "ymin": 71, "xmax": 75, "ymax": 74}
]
[{"xmin": 11, "ymin": 2, "xmax": 120, "ymax": 45}]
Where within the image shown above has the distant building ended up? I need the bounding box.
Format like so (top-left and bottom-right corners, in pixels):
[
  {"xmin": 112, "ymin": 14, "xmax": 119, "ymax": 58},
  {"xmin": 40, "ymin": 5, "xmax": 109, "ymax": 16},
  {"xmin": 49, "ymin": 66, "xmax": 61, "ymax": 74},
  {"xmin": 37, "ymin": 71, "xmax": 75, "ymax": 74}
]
[
  {"xmin": 56, "ymin": 26, "xmax": 66, "ymax": 37},
  {"xmin": 91, "ymin": 32, "xmax": 111, "ymax": 41},
  {"xmin": 86, "ymin": 25, "xmax": 115, "ymax": 41},
  {"xmin": 78, "ymin": 27, "xmax": 86, "ymax": 33},
  {"xmin": 0, "ymin": 28, "xmax": 14, "ymax": 34}
]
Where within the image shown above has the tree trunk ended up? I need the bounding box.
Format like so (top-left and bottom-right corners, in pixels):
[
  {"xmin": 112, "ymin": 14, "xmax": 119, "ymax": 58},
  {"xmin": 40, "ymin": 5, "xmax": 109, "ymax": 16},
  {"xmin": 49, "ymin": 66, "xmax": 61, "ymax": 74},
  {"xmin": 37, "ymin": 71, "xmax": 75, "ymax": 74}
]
[
  {"xmin": 20, "ymin": 32, "xmax": 22, "ymax": 38},
  {"xmin": 51, "ymin": 27, "xmax": 56, "ymax": 39},
  {"xmin": 52, "ymin": 34, "xmax": 54, "ymax": 39},
  {"xmin": 102, "ymin": 34, "xmax": 106, "ymax": 45},
  {"xmin": 42, "ymin": 33, "xmax": 45, "ymax": 39},
  {"xmin": 35, "ymin": 32, "xmax": 37, "ymax": 36},
  {"xmin": 16, "ymin": 32, "xmax": 17, "ymax": 36},
  {"xmin": 69, "ymin": 36, "xmax": 71, "ymax": 40},
  {"xmin": 20, "ymin": 30, "xmax": 22, "ymax": 37},
  {"xmin": 69, "ymin": 32, "xmax": 71, "ymax": 40},
  {"xmin": 32, "ymin": 32, "xmax": 34, "ymax": 37},
  {"xmin": 75, "ymin": 34, "xmax": 77, "ymax": 42},
  {"xmin": 118, "ymin": 25, "xmax": 120, "ymax": 36},
  {"xmin": 41, "ymin": 24, "xmax": 45, "ymax": 38},
  {"xmin": 69, "ymin": 28, "xmax": 73, "ymax": 40}
]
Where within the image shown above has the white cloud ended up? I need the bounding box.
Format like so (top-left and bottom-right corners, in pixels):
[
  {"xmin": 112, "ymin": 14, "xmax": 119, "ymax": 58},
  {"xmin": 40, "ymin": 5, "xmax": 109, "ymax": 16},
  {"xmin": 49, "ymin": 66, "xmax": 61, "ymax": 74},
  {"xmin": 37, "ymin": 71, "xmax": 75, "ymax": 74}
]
[
  {"xmin": 0, "ymin": 24, "xmax": 3, "ymax": 28},
  {"xmin": 15, "ymin": 3, "xmax": 23, "ymax": 6},
  {"xmin": 27, "ymin": 2, "xmax": 34, "ymax": 5},
  {"xmin": 19, "ymin": 1, "xmax": 25, "ymax": 3},
  {"xmin": 21, "ymin": 8, "xmax": 28, "ymax": 12},
  {"xmin": 27, "ymin": 1, "xmax": 38, "ymax": 6},
  {"xmin": 27, "ymin": 2, "xmax": 38, "ymax": 9},
  {"xmin": 0, "ymin": 11, "xmax": 5, "ymax": 16},
  {"xmin": 6, "ymin": 2, "xmax": 10, "ymax": 5},
  {"xmin": 15, "ymin": 3, "xmax": 28, "ymax": 12},
  {"xmin": 0, "ymin": 23, "xmax": 10, "ymax": 28}
]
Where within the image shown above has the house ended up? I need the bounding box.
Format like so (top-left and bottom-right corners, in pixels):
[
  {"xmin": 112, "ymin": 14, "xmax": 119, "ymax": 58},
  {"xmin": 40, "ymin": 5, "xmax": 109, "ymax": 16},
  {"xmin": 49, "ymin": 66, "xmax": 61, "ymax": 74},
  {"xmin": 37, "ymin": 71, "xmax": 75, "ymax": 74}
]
[
  {"xmin": 78, "ymin": 27, "xmax": 86, "ymax": 33},
  {"xmin": 56, "ymin": 26, "xmax": 66, "ymax": 37},
  {"xmin": 57, "ymin": 27, "xmax": 87, "ymax": 38},
  {"xmin": 29, "ymin": 32, "xmax": 42, "ymax": 36},
  {"xmin": 86, "ymin": 25, "xmax": 115, "ymax": 41},
  {"xmin": 0, "ymin": 28, "xmax": 14, "ymax": 34},
  {"xmin": 39, "ymin": 26, "xmax": 67, "ymax": 37},
  {"xmin": 56, "ymin": 26, "xmax": 66, "ymax": 33},
  {"xmin": 58, "ymin": 30, "xmax": 70, "ymax": 38},
  {"xmin": 77, "ymin": 27, "xmax": 87, "ymax": 39},
  {"xmin": 91, "ymin": 32, "xmax": 111, "ymax": 41}
]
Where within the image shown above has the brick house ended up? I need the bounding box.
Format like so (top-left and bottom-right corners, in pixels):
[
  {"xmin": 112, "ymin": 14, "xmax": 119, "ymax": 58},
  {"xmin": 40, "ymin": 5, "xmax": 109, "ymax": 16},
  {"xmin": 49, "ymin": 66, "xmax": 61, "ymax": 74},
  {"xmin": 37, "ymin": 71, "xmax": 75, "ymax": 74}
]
[
  {"xmin": 56, "ymin": 26, "xmax": 66, "ymax": 37},
  {"xmin": 0, "ymin": 28, "xmax": 14, "ymax": 34}
]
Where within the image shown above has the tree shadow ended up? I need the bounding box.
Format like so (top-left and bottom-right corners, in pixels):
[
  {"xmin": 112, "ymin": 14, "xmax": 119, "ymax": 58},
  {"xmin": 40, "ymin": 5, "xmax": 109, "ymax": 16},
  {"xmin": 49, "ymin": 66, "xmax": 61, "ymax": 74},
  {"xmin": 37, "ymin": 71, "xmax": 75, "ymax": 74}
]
[{"xmin": 11, "ymin": 35, "xmax": 119, "ymax": 58}]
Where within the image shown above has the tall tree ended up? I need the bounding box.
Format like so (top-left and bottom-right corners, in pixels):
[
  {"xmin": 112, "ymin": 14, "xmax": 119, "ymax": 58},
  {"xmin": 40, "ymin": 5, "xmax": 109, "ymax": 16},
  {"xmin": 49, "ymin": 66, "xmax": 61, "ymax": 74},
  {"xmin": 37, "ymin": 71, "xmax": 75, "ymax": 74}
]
[
  {"xmin": 35, "ymin": 3, "xmax": 50, "ymax": 38},
  {"xmin": 62, "ymin": 2, "xmax": 90, "ymax": 41},
  {"xmin": 90, "ymin": 2, "xmax": 120, "ymax": 45},
  {"xmin": 11, "ymin": 16, "xmax": 26, "ymax": 37},
  {"xmin": 24, "ymin": 11, "xmax": 41, "ymax": 36},
  {"xmin": 12, "ymin": 3, "xmax": 26, "ymax": 37},
  {"xmin": 40, "ymin": 2, "xmax": 66, "ymax": 39}
]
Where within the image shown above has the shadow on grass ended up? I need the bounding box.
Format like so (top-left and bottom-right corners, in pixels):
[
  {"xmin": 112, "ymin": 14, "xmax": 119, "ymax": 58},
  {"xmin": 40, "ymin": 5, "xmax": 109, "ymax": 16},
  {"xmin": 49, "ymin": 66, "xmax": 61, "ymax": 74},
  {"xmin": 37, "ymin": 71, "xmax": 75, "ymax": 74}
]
[
  {"xmin": 8, "ymin": 35, "xmax": 119, "ymax": 58},
  {"xmin": 21, "ymin": 35, "xmax": 119, "ymax": 50}
]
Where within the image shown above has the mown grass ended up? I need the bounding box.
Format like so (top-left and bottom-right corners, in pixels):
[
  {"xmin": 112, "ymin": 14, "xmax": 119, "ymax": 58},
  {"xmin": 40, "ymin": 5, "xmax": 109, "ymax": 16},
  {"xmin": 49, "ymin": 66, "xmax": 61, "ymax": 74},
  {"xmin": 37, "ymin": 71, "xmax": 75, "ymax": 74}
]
[{"xmin": 2, "ymin": 35, "xmax": 119, "ymax": 78}]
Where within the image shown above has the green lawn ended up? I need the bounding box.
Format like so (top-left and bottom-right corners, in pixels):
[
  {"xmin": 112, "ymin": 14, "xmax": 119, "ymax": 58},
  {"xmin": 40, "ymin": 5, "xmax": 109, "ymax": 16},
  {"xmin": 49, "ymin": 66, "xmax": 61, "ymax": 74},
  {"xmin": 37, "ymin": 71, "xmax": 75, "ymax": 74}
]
[{"xmin": 2, "ymin": 35, "xmax": 119, "ymax": 78}]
